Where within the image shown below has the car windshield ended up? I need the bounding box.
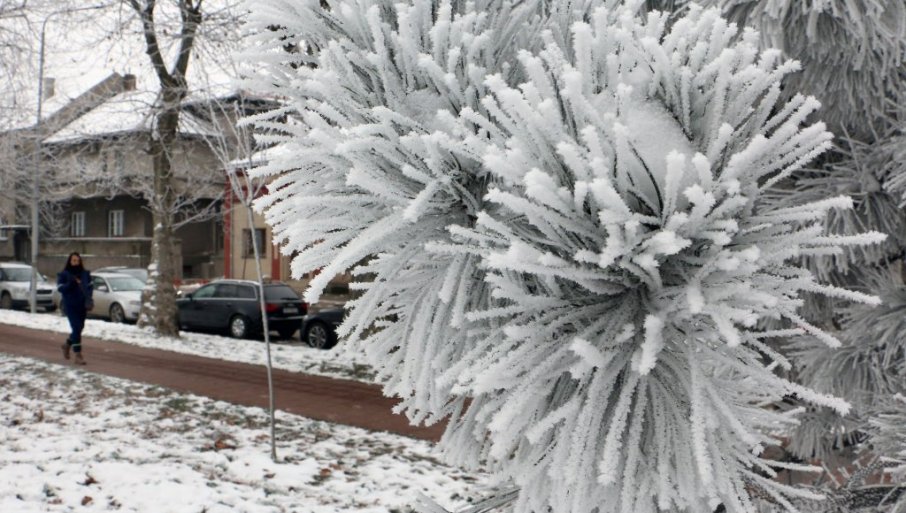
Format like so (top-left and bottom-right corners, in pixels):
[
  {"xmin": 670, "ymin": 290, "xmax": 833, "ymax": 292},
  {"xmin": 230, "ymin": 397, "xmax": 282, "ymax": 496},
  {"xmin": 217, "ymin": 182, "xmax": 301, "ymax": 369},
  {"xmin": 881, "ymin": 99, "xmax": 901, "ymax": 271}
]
[
  {"xmin": 264, "ymin": 285, "xmax": 299, "ymax": 301},
  {"xmin": 107, "ymin": 277, "xmax": 145, "ymax": 292},
  {"xmin": 2, "ymin": 268, "xmax": 33, "ymax": 281}
]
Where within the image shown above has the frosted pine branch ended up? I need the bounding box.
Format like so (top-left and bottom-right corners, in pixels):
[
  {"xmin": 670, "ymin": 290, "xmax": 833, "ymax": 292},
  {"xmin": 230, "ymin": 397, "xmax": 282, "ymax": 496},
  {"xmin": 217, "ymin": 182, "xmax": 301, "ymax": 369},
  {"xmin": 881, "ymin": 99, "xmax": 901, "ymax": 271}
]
[
  {"xmin": 438, "ymin": 5, "xmax": 883, "ymax": 512},
  {"xmin": 241, "ymin": 1, "xmax": 885, "ymax": 512}
]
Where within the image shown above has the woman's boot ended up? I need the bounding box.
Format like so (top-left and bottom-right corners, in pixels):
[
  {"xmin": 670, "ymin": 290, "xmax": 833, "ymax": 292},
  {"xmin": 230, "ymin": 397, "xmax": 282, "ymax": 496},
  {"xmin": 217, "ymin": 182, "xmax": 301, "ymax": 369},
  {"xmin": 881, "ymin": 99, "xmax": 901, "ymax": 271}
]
[
  {"xmin": 73, "ymin": 353, "xmax": 86, "ymax": 365},
  {"xmin": 61, "ymin": 342, "xmax": 70, "ymax": 360}
]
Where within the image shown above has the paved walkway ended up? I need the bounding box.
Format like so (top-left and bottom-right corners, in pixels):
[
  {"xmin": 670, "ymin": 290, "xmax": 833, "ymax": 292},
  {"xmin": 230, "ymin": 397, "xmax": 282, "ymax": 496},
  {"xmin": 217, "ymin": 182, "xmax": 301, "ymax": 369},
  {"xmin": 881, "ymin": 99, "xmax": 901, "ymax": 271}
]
[{"xmin": 0, "ymin": 323, "xmax": 444, "ymax": 441}]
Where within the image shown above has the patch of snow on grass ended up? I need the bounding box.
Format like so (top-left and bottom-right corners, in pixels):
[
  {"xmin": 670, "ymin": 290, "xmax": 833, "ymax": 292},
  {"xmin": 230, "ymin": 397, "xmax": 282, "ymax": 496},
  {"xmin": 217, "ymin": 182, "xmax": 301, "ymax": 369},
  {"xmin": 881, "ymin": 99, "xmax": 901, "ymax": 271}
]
[{"xmin": 0, "ymin": 353, "xmax": 486, "ymax": 513}]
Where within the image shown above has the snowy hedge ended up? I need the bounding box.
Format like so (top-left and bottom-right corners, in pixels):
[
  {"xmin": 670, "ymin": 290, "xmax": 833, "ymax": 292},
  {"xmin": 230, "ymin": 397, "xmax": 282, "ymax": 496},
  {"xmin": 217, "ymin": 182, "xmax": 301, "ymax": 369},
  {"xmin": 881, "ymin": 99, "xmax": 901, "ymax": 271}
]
[{"xmin": 242, "ymin": 1, "xmax": 884, "ymax": 512}]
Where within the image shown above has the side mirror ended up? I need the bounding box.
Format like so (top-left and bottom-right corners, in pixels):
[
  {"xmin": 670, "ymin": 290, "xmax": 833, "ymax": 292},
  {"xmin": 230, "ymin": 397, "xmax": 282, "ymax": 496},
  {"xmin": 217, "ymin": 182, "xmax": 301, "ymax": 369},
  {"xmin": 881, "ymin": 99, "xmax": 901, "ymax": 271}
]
[{"xmin": 97, "ymin": 285, "xmax": 109, "ymax": 292}]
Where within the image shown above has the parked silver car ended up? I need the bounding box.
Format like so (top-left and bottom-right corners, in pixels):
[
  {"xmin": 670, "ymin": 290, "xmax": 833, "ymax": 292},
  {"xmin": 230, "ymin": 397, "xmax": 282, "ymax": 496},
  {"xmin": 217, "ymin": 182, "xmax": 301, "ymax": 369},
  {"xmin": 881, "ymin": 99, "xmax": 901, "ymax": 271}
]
[
  {"xmin": 94, "ymin": 266, "xmax": 149, "ymax": 284},
  {"xmin": 0, "ymin": 262, "xmax": 56, "ymax": 311},
  {"xmin": 89, "ymin": 272, "xmax": 145, "ymax": 323}
]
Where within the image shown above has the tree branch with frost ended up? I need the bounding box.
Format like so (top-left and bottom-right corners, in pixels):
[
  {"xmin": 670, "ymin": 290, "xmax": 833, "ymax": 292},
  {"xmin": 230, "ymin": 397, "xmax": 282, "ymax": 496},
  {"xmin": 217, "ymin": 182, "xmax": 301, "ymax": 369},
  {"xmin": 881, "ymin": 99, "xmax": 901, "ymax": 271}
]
[{"xmin": 241, "ymin": 1, "xmax": 887, "ymax": 512}]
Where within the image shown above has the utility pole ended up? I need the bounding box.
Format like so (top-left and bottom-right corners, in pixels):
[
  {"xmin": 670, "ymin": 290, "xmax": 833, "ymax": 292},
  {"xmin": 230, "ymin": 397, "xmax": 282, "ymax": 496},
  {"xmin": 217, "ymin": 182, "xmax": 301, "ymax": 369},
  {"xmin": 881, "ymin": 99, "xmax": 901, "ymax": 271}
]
[{"xmin": 29, "ymin": 5, "xmax": 105, "ymax": 313}]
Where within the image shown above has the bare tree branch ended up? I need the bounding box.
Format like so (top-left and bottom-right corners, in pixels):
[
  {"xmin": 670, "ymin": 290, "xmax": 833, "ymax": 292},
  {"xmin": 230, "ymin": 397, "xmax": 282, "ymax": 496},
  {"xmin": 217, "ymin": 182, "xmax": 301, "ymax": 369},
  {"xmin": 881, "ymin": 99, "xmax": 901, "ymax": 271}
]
[
  {"xmin": 127, "ymin": 0, "xmax": 173, "ymax": 88},
  {"xmin": 172, "ymin": 0, "xmax": 202, "ymax": 83}
]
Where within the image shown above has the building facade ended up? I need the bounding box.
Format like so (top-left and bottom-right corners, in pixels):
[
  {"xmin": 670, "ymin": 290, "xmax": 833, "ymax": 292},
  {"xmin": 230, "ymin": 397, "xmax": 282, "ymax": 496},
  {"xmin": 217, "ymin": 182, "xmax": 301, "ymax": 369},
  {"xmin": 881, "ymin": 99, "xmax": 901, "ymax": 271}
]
[
  {"xmin": 0, "ymin": 74, "xmax": 266, "ymax": 280},
  {"xmin": 223, "ymin": 153, "xmax": 352, "ymax": 298}
]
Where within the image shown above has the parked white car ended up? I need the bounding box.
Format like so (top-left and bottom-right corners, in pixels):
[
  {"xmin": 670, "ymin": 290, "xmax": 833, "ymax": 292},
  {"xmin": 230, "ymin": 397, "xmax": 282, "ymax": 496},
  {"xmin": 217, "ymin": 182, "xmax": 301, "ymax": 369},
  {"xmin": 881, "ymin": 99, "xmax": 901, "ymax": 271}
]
[
  {"xmin": 94, "ymin": 266, "xmax": 149, "ymax": 284},
  {"xmin": 0, "ymin": 262, "xmax": 56, "ymax": 311},
  {"xmin": 90, "ymin": 272, "xmax": 145, "ymax": 323}
]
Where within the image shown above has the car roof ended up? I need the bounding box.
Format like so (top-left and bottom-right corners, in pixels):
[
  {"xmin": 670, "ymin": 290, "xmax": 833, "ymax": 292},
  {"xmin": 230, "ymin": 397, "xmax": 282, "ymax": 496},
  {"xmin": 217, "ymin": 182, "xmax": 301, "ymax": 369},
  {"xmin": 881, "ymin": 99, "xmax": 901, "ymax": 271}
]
[
  {"xmin": 0, "ymin": 262, "xmax": 31, "ymax": 268},
  {"xmin": 93, "ymin": 272, "xmax": 138, "ymax": 279},
  {"xmin": 209, "ymin": 279, "xmax": 292, "ymax": 287}
]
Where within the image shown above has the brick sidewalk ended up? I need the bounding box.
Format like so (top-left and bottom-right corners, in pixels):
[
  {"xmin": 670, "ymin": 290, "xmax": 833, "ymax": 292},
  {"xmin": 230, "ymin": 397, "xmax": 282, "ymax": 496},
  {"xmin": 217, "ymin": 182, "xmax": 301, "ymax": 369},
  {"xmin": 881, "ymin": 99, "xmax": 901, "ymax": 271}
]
[{"xmin": 0, "ymin": 323, "xmax": 444, "ymax": 441}]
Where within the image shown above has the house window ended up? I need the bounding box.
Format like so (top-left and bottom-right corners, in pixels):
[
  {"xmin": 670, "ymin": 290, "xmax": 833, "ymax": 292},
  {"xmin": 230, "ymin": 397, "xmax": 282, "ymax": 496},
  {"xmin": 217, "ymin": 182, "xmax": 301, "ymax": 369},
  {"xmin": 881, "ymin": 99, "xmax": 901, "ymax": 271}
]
[
  {"xmin": 108, "ymin": 210, "xmax": 124, "ymax": 237},
  {"xmin": 114, "ymin": 150, "xmax": 124, "ymax": 175},
  {"xmin": 243, "ymin": 228, "xmax": 265, "ymax": 258},
  {"xmin": 71, "ymin": 212, "xmax": 86, "ymax": 237}
]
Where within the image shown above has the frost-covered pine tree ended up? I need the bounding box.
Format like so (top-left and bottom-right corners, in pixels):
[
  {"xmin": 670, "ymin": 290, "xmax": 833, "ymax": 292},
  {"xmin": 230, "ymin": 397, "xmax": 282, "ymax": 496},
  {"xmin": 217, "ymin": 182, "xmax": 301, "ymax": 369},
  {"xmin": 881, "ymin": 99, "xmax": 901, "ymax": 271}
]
[
  {"xmin": 242, "ymin": 0, "xmax": 599, "ymax": 423},
  {"xmin": 637, "ymin": 2, "xmax": 906, "ymax": 487},
  {"xmin": 242, "ymin": 1, "xmax": 886, "ymax": 512},
  {"xmin": 698, "ymin": 0, "xmax": 906, "ymax": 141},
  {"xmin": 871, "ymin": 394, "xmax": 906, "ymax": 509}
]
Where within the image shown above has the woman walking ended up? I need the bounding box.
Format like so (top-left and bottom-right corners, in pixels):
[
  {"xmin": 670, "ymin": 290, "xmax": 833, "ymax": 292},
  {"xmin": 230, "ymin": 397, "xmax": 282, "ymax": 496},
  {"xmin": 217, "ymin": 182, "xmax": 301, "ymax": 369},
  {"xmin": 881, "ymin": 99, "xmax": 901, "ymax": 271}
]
[{"xmin": 57, "ymin": 252, "xmax": 93, "ymax": 365}]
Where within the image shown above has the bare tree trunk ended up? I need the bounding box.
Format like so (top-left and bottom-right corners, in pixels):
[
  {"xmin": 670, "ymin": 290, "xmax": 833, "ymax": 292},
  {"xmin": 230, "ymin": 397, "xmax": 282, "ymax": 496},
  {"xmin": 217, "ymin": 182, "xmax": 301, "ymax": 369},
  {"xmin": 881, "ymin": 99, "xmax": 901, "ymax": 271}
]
[
  {"xmin": 140, "ymin": 94, "xmax": 180, "ymax": 335},
  {"xmin": 130, "ymin": 0, "xmax": 201, "ymax": 337}
]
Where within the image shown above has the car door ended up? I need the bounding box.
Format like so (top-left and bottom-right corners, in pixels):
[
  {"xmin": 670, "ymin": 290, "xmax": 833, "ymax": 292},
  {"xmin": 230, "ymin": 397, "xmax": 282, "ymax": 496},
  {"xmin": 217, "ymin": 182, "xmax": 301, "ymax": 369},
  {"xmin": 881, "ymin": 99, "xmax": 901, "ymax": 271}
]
[
  {"xmin": 91, "ymin": 276, "xmax": 111, "ymax": 318},
  {"xmin": 210, "ymin": 283, "xmax": 240, "ymax": 330},
  {"xmin": 181, "ymin": 283, "xmax": 218, "ymax": 329}
]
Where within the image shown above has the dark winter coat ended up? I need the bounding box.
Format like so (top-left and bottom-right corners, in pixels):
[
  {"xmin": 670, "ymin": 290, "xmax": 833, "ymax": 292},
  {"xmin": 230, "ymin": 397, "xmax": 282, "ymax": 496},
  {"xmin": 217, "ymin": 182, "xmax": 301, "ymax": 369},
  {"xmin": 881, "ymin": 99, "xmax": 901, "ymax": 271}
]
[{"xmin": 57, "ymin": 269, "xmax": 93, "ymax": 315}]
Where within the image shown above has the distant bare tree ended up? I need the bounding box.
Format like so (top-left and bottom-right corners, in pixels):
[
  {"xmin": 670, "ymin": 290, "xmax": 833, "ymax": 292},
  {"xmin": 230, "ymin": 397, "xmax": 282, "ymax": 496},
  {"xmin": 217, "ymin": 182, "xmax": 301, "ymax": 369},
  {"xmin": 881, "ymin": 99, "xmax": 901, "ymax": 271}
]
[
  {"xmin": 1, "ymin": 0, "xmax": 242, "ymax": 331},
  {"xmin": 193, "ymin": 94, "xmax": 278, "ymax": 460}
]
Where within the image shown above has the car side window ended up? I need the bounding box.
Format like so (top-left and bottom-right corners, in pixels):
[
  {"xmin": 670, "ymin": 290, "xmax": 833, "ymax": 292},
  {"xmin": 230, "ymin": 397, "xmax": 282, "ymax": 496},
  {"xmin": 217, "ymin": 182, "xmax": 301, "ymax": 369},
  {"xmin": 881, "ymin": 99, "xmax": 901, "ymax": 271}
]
[
  {"xmin": 236, "ymin": 285, "xmax": 256, "ymax": 299},
  {"xmin": 92, "ymin": 277, "xmax": 106, "ymax": 290},
  {"xmin": 193, "ymin": 284, "xmax": 217, "ymax": 299},
  {"xmin": 215, "ymin": 284, "xmax": 238, "ymax": 299}
]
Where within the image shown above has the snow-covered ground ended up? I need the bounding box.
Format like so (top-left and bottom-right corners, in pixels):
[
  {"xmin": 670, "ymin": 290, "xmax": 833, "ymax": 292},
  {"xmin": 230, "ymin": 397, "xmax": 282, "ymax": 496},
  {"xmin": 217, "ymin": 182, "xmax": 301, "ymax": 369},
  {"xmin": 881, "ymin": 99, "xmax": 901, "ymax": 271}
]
[
  {"xmin": 0, "ymin": 353, "xmax": 487, "ymax": 513},
  {"xmin": 0, "ymin": 310, "xmax": 374, "ymax": 382}
]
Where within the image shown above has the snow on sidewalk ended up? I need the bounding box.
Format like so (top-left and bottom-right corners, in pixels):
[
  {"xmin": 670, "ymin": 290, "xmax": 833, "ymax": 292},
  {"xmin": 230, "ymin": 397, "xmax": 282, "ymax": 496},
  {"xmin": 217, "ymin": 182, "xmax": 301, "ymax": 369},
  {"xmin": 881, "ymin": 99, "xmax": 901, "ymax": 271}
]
[
  {"xmin": 0, "ymin": 353, "xmax": 487, "ymax": 513},
  {"xmin": 0, "ymin": 310, "xmax": 373, "ymax": 382}
]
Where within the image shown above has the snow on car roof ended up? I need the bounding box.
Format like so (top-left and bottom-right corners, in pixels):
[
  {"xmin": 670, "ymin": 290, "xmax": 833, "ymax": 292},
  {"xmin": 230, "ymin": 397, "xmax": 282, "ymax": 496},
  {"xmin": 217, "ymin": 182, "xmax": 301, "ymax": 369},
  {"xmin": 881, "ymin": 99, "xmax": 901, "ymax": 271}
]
[
  {"xmin": 93, "ymin": 272, "xmax": 137, "ymax": 278},
  {"xmin": 0, "ymin": 262, "xmax": 32, "ymax": 268}
]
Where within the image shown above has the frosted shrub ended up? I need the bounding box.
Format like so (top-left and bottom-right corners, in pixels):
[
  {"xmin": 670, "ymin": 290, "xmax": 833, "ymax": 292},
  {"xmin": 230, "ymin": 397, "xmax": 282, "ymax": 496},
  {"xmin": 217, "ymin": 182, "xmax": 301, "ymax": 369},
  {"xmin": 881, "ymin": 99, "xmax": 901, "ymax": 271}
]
[
  {"xmin": 873, "ymin": 394, "xmax": 906, "ymax": 480},
  {"xmin": 703, "ymin": 0, "xmax": 906, "ymax": 140},
  {"xmin": 429, "ymin": 5, "xmax": 885, "ymax": 512},
  {"xmin": 789, "ymin": 274, "xmax": 906, "ymax": 460},
  {"xmin": 242, "ymin": 0, "xmax": 602, "ymax": 422},
  {"xmin": 243, "ymin": 1, "xmax": 885, "ymax": 512}
]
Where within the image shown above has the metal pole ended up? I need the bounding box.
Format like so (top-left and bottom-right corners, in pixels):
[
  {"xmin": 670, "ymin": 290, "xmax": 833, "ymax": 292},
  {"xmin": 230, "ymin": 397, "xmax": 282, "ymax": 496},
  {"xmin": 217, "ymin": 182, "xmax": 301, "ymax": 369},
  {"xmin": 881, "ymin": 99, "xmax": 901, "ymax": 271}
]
[
  {"xmin": 248, "ymin": 204, "xmax": 277, "ymax": 462},
  {"xmin": 240, "ymin": 171, "xmax": 277, "ymax": 462},
  {"xmin": 29, "ymin": 19, "xmax": 48, "ymax": 314},
  {"xmin": 28, "ymin": 5, "xmax": 107, "ymax": 314}
]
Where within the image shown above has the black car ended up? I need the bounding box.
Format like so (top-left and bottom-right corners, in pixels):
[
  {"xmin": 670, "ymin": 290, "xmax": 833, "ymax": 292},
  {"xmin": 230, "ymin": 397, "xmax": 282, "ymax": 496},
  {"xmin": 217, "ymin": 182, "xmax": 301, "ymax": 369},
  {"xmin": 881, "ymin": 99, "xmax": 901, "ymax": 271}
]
[
  {"xmin": 301, "ymin": 308, "xmax": 344, "ymax": 349},
  {"xmin": 176, "ymin": 280, "xmax": 307, "ymax": 339}
]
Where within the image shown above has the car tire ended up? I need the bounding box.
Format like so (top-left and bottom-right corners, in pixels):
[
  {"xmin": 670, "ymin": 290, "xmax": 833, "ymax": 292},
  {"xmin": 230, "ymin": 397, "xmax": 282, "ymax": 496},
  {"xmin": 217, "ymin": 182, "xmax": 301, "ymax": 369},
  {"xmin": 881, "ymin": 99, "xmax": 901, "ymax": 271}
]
[
  {"xmin": 304, "ymin": 321, "xmax": 335, "ymax": 350},
  {"xmin": 110, "ymin": 303, "xmax": 126, "ymax": 323},
  {"xmin": 229, "ymin": 314, "xmax": 250, "ymax": 339},
  {"xmin": 0, "ymin": 293, "xmax": 12, "ymax": 310},
  {"xmin": 45, "ymin": 305, "xmax": 57, "ymax": 313}
]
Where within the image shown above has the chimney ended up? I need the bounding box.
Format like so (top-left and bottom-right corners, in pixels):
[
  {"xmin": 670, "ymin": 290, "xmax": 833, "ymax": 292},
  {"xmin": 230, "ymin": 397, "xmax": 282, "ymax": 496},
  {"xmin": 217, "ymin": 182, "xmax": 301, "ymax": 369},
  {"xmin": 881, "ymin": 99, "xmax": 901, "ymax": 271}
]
[
  {"xmin": 122, "ymin": 74, "xmax": 137, "ymax": 91},
  {"xmin": 42, "ymin": 77, "xmax": 55, "ymax": 100}
]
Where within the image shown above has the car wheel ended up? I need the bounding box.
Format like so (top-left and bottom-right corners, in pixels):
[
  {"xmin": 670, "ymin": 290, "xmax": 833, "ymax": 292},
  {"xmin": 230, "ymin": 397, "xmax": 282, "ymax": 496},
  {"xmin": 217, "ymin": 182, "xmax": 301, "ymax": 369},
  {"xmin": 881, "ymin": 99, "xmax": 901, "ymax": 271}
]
[
  {"xmin": 229, "ymin": 315, "xmax": 250, "ymax": 339},
  {"xmin": 0, "ymin": 293, "xmax": 12, "ymax": 310},
  {"xmin": 304, "ymin": 321, "xmax": 335, "ymax": 349},
  {"xmin": 45, "ymin": 305, "xmax": 57, "ymax": 313},
  {"xmin": 109, "ymin": 303, "xmax": 126, "ymax": 323},
  {"xmin": 277, "ymin": 327, "xmax": 297, "ymax": 340}
]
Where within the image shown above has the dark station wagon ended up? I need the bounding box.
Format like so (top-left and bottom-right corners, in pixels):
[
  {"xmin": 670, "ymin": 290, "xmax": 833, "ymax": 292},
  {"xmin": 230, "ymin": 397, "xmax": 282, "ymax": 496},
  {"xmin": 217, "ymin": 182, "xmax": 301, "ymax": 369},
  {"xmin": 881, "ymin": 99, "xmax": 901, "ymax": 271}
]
[{"xmin": 176, "ymin": 280, "xmax": 307, "ymax": 340}]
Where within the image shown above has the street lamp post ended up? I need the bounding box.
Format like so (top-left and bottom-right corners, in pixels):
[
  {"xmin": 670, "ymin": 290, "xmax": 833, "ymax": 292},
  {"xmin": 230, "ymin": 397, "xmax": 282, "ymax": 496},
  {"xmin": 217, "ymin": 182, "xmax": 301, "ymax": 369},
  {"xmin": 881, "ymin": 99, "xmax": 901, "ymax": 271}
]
[{"xmin": 29, "ymin": 5, "xmax": 105, "ymax": 313}]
